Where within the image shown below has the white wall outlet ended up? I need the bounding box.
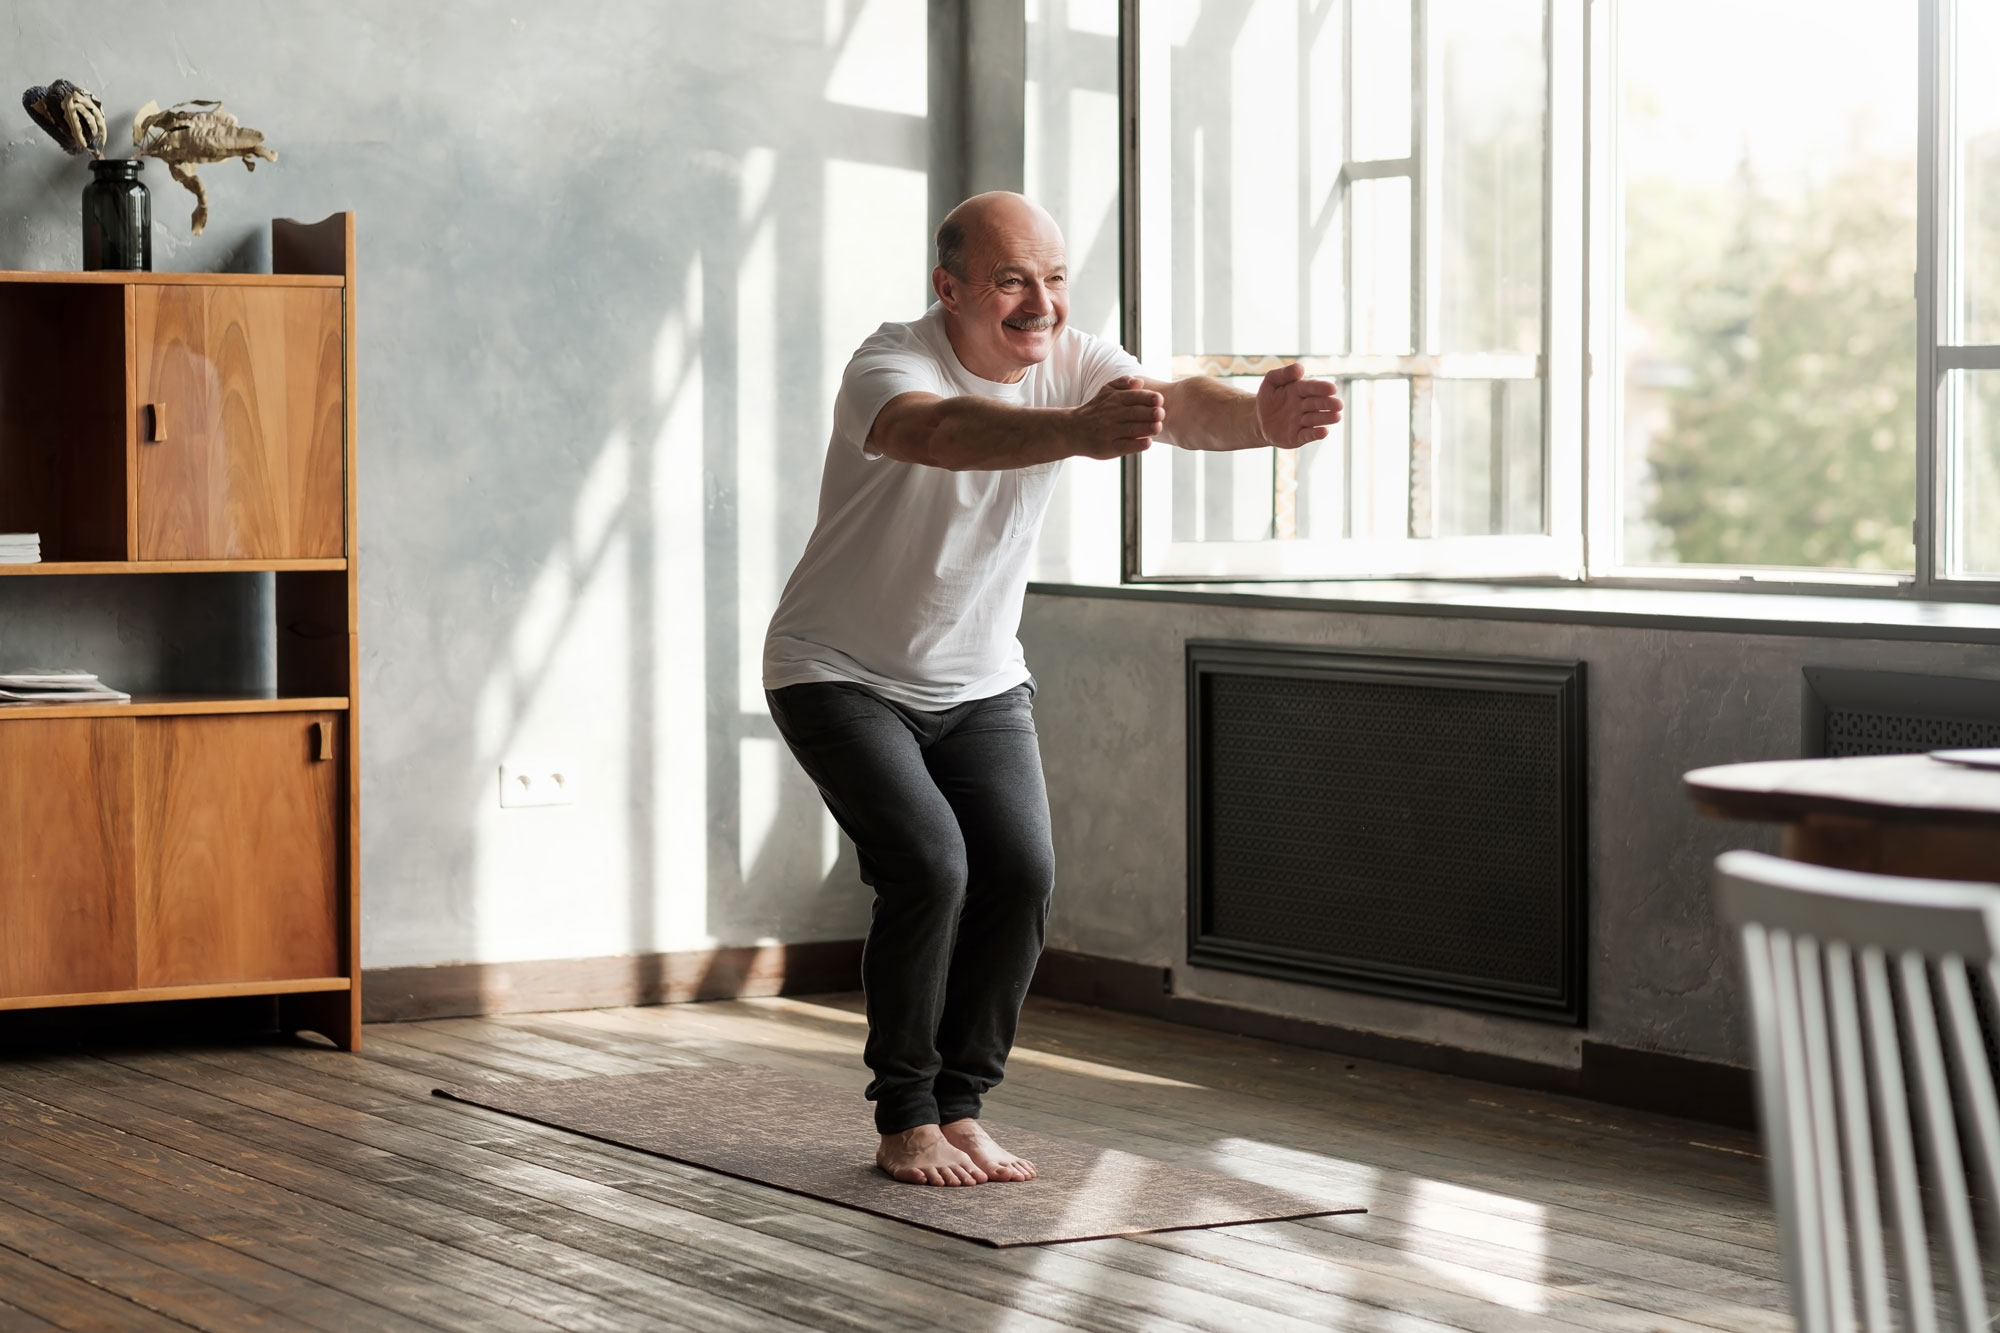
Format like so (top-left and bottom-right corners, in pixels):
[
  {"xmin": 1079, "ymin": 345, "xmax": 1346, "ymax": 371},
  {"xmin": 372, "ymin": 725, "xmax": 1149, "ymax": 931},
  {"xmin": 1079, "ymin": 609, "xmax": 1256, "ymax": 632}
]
[{"xmin": 499, "ymin": 759, "xmax": 576, "ymax": 808}]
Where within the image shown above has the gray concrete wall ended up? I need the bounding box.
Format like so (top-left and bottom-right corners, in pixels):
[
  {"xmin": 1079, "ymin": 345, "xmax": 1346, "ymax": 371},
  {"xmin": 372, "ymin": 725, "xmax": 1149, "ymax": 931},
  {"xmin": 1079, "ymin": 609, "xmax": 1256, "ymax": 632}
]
[
  {"xmin": 1, "ymin": 1, "xmax": 942, "ymax": 968},
  {"xmin": 1021, "ymin": 590, "xmax": 2000, "ymax": 1067}
]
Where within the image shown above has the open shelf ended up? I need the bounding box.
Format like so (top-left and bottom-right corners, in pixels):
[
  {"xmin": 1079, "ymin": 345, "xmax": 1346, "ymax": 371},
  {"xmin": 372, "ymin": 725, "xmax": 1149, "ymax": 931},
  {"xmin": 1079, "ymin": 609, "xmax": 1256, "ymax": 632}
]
[
  {"xmin": 0, "ymin": 976, "xmax": 352, "ymax": 1012},
  {"xmin": 0, "ymin": 693, "xmax": 348, "ymax": 721},
  {"xmin": 0, "ymin": 270, "xmax": 343, "ymax": 288},
  {"xmin": 0, "ymin": 559, "xmax": 348, "ymax": 576}
]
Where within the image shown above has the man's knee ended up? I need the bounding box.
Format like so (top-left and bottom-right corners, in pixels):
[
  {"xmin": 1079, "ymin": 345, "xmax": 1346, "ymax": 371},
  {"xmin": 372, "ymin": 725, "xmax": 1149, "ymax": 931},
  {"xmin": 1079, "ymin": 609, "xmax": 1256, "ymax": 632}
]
[
  {"xmin": 977, "ymin": 834, "xmax": 1055, "ymax": 907},
  {"xmin": 869, "ymin": 836, "xmax": 971, "ymax": 909}
]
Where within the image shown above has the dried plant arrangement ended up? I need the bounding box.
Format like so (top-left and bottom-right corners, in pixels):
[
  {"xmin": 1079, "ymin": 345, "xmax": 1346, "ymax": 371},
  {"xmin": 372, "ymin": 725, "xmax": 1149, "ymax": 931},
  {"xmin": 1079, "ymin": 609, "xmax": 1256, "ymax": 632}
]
[
  {"xmin": 21, "ymin": 80, "xmax": 107, "ymax": 157},
  {"xmin": 20, "ymin": 79, "xmax": 276, "ymax": 236},
  {"xmin": 132, "ymin": 100, "xmax": 277, "ymax": 236}
]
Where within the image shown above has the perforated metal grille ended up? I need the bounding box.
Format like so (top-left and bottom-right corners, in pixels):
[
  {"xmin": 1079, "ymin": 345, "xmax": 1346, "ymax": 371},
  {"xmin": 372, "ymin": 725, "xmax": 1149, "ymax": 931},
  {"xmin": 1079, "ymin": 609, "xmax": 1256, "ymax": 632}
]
[
  {"xmin": 1822, "ymin": 709, "xmax": 2000, "ymax": 757},
  {"xmin": 1200, "ymin": 672, "xmax": 1566, "ymax": 994}
]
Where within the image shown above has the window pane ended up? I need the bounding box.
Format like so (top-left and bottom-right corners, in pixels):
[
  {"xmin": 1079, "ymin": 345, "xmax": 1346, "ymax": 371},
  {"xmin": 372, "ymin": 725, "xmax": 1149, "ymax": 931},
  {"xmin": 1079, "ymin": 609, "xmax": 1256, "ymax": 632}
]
[
  {"xmin": 1169, "ymin": 375, "xmax": 1277, "ymax": 542},
  {"xmin": 1171, "ymin": 0, "xmax": 1307, "ymax": 355},
  {"xmin": 1950, "ymin": 370, "xmax": 2000, "ymax": 576},
  {"xmin": 1170, "ymin": 446, "xmax": 1278, "ymax": 542},
  {"xmin": 1436, "ymin": 379, "xmax": 1544, "ymax": 537},
  {"xmin": 1348, "ymin": 377, "xmax": 1412, "ymax": 539},
  {"xmin": 1351, "ymin": 1, "xmax": 1412, "ymax": 161},
  {"xmin": 1352, "ymin": 175, "xmax": 1412, "ymax": 354},
  {"xmin": 1295, "ymin": 419, "xmax": 1346, "ymax": 540},
  {"xmin": 1617, "ymin": 0, "xmax": 1915, "ymax": 571},
  {"xmin": 1435, "ymin": 0, "xmax": 1543, "ymax": 356},
  {"xmin": 1960, "ymin": 1, "xmax": 2000, "ymax": 343}
]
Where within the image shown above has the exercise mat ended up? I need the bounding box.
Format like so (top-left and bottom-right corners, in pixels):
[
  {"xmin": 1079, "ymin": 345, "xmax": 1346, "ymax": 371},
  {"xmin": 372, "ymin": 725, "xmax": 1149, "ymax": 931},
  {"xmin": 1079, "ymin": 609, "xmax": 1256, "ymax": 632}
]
[{"xmin": 433, "ymin": 1061, "xmax": 1363, "ymax": 1247}]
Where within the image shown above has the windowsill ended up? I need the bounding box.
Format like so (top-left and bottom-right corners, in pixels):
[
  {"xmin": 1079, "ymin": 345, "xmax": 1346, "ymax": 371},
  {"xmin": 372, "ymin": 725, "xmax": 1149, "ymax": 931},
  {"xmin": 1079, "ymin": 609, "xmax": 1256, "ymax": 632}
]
[{"xmin": 1026, "ymin": 578, "xmax": 2000, "ymax": 645}]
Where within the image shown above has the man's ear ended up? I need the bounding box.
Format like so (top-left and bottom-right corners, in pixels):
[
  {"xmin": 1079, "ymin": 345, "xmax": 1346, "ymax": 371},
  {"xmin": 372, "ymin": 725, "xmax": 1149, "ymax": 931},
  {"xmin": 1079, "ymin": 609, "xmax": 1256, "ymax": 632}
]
[{"xmin": 932, "ymin": 266, "xmax": 959, "ymax": 311}]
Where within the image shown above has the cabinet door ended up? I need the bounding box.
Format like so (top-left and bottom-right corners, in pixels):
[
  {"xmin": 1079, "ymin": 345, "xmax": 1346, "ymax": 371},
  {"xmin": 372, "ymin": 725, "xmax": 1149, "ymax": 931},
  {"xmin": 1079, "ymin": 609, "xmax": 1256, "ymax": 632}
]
[
  {"xmin": 134, "ymin": 713, "xmax": 341, "ymax": 987},
  {"xmin": 0, "ymin": 719, "xmax": 137, "ymax": 999},
  {"xmin": 133, "ymin": 286, "xmax": 344, "ymax": 560}
]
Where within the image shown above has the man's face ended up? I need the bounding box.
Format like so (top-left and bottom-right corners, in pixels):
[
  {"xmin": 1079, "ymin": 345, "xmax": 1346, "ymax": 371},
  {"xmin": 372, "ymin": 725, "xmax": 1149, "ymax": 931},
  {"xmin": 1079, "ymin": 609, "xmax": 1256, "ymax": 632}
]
[{"xmin": 936, "ymin": 209, "xmax": 1069, "ymax": 382}]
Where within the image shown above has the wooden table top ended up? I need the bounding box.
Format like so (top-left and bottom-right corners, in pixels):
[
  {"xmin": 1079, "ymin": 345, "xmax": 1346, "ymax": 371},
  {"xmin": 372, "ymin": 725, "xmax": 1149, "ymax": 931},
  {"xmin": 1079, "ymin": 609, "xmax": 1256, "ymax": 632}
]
[{"xmin": 1686, "ymin": 753, "xmax": 2000, "ymax": 826}]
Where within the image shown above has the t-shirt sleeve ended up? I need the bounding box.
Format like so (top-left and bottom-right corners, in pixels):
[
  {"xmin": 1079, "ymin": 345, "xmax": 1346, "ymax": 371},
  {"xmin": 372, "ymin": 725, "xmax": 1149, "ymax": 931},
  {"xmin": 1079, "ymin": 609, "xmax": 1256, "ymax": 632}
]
[
  {"xmin": 1063, "ymin": 328, "xmax": 1146, "ymax": 406},
  {"xmin": 834, "ymin": 324, "xmax": 950, "ymax": 461}
]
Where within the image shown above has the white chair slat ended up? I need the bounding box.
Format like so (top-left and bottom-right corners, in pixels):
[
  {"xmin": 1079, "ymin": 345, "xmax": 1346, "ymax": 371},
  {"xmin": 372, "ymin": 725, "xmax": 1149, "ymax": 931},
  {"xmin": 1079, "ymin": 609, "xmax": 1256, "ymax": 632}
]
[
  {"xmin": 1795, "ymin": 935, "xmax": 1857, "ymax": 1331},
  {"xmin": 1897, "ymin": 950, "xmax": 1988, "ymax": 1332},
  {"xmin": 1940, "ymin": 960, "xmax": 2000, "ymax": 1250},
  {"xmin": 1825, "ymin": 940, "xmax": 1893, "ymax": 1333},
  {"xmin": 1860, "ymin": 944, "xmax": 1937, "ymax": 1333},
  {"xmin": 1776, "ymin": 924, "xmax": 1832, "ymax": 1328}
]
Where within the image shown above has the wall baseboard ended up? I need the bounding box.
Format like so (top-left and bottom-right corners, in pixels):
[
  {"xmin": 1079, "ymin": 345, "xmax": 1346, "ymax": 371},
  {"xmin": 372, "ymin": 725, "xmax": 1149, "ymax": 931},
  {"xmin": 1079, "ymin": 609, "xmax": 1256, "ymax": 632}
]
[
  {"xmin": 362, "ymin": 940, "xmax": 864, "ymax": 1023},
  {"xmin": 1027, "ymin": 948, "xmax": 1756, "ymax": 1131}
]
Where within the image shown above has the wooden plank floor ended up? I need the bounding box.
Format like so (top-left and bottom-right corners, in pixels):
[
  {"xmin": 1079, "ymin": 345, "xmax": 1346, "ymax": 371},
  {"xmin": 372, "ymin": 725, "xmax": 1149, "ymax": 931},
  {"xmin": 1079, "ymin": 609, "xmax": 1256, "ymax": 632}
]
[{"xmin": 0, "ymin": 994, "xmax": 1788, "ymax": 1332}]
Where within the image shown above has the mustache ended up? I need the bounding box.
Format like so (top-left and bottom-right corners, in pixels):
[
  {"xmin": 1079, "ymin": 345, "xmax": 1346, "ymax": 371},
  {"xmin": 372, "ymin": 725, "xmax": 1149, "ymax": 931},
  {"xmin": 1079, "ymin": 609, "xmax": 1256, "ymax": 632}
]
[{"xmin": 1003, "ymin": 313, "xmax": 1058, "ymax": 332}]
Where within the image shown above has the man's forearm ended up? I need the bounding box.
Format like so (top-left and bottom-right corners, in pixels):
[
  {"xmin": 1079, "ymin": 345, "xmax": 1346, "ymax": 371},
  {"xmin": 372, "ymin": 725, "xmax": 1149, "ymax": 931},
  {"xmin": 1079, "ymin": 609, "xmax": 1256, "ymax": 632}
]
[
  {"xmin": 887, "ymin": 396, "xmax": 1080, "ymax": 471},
  {"xmin": 1153, "ymin": 375, "xmax": 1268, "ymax": 452}
]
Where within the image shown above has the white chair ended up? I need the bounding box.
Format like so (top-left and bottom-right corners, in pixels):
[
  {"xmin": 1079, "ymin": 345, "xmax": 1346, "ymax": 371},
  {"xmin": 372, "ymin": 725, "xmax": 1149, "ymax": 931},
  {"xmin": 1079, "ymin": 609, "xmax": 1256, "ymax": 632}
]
[{"xmin": 1716, "ymin": 849, "xmax": 2000, "ymax": 1333}]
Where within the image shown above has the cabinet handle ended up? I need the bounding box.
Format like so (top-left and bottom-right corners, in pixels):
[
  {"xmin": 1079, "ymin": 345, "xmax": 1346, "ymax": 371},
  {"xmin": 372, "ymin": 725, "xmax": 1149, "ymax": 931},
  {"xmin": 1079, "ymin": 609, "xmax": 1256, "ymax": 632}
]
[
  {"xmin": 312, "ymin": 720, "xmax": 333, "ymax": 761},
  {"xmin": 146, "ymin": 402, "xmax": 168, "ymax": 443}
]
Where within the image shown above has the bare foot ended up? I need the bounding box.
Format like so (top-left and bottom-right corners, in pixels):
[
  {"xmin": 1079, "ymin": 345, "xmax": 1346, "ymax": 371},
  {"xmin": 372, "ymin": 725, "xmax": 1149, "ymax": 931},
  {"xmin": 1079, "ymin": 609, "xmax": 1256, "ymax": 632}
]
[
  {"xmin": 941, "ymin": 1118, "xmax": 1037, "ymax": 1182},
  {"xmin": 876, "ymin": 1125, "xmax": 988, "ymax": 1186}
]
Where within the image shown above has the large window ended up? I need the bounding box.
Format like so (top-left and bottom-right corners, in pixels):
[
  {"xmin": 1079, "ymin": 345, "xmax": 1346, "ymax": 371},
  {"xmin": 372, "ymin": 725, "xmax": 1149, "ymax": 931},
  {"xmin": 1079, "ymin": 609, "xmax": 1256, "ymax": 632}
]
[{"xmin": 1119, "ymin": 0, "xmax": 2000, "ymax": 597}]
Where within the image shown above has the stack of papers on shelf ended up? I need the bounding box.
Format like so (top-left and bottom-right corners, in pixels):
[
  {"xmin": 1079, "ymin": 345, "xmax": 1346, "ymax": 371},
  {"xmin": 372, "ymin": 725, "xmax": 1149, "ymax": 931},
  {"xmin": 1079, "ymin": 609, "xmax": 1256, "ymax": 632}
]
[
  {"xmin": 0, "ymin": 533, "xmax": 39, "ymax": 564},
  {"xmin": 0, "ymin": 669, "xmax": 131, "ymax": 705}
]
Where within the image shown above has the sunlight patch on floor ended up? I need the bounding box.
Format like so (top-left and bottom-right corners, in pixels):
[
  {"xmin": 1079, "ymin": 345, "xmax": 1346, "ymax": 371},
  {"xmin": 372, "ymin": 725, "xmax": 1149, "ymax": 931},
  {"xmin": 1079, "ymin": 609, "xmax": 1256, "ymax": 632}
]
[
  {"xmin": 1405, "ymin": 1177, "xmax": 1549, "ymax": 1311},
  {"xmin": 1204, "ymin": 1137, "xmax": 1383, "ymax": 1207}
]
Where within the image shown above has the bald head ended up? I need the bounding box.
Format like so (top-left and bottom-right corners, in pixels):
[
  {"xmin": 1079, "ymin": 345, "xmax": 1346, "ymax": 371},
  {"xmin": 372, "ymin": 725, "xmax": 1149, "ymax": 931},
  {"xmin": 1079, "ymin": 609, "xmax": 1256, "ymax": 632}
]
[
  {"xmin": 932, "ymin": 192, "xmax": 1070, "ymax": 382},
  {"xmin": 935, "ymin": 192, "xmax": 1063, "ymax": 280}
]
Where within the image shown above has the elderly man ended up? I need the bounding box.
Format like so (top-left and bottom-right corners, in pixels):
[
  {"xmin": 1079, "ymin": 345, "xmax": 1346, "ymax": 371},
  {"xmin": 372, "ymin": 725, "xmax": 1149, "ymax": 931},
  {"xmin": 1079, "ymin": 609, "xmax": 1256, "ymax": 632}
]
[{"xmin": 764, "ymin": 192, "xmax": 1340, "ymax": 1186}]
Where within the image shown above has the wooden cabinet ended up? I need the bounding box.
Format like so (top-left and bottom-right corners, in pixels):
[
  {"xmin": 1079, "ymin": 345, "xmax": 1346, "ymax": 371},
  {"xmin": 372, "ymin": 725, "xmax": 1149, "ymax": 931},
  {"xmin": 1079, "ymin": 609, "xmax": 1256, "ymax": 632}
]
[
  {"xmin": 133, "ymin": 285, "xmax": 345, "ymax": 561},
  {"xmin": 0, "ymin": 719, "xmax": 137, "ymax": 998},
  {"xmin": 135, "ymin": 713, "xmax": 343, "ymax": 987},
  {"xmin": 0, "ymin": 214, "xmax": 361, "ymax": 1048}
]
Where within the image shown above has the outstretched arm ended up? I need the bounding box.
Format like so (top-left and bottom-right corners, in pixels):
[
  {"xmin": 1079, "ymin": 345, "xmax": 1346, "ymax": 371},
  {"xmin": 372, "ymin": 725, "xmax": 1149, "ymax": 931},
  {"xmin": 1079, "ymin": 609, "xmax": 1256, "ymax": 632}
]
[
  {"xmin": 1147, "ymin": 363, "xmax": 1343, "ymax": 452},
  {"xmin": 866, "ymin": 377, "xmax": 1167, "ymax": 471}
]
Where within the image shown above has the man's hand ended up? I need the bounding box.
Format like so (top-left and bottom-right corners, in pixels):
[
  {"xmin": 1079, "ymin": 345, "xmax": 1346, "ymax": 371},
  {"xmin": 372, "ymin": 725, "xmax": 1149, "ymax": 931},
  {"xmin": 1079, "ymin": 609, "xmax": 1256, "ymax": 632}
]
[
  {"xmin": 1067, "ymin": 376, "xmax": 1165, "ymax": 460},
  {"xmin": 1254, "ymin": 362, "xmax": 1343, "ymax": 449}
]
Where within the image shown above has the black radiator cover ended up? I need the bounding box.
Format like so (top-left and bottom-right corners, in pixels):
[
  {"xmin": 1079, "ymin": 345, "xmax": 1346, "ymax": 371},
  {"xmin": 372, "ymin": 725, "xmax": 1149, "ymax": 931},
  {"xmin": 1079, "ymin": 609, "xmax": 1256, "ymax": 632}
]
[
  {"xmin": 1801, "ymin": 667, "xmax": 2000, "ymax": 757},
  {"xmin": 1187, "ymin": 643, "xmax": 1587, "ymax": 1024}
]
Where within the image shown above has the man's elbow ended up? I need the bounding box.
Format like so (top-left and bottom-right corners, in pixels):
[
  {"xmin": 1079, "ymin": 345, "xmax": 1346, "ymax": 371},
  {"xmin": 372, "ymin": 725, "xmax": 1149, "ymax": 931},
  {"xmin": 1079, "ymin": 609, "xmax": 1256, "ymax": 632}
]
[{"xmin": 877, "ymin": 415, "xmax": 968, "ymax": 470}]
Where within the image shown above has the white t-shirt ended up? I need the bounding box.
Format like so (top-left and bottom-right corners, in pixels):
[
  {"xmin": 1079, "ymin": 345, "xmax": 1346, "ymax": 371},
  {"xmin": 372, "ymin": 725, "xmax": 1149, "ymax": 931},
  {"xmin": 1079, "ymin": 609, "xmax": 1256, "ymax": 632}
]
[{"xmin": 763, "ymin": 303, "xmax": 1141, "ymax": 710}]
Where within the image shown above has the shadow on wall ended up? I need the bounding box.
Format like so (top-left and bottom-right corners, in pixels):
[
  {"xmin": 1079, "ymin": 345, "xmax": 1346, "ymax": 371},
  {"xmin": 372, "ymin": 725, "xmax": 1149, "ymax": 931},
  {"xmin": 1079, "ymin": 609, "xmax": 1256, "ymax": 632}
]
[
  {"xmin": 417, "ymin": 0, "xmax": 935, "ymax": 970},
  {"xmin": 0, "ymin": 0, "xmax": 934, "ymax": 971}
]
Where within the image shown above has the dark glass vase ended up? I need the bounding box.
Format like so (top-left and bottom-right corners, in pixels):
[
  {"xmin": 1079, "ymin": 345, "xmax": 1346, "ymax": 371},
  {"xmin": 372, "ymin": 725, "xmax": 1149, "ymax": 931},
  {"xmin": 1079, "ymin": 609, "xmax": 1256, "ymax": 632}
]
[{"xmin": 81, "ymin": 158, "xmax": 150, "ymax": 272}]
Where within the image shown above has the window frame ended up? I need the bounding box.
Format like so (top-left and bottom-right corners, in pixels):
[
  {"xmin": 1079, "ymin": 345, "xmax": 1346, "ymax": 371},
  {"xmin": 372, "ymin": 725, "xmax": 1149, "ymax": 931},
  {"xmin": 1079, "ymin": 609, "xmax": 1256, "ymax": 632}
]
[{"xmin": 1114, "ymin": 0, "xmax": 2000, "ymax": 603}]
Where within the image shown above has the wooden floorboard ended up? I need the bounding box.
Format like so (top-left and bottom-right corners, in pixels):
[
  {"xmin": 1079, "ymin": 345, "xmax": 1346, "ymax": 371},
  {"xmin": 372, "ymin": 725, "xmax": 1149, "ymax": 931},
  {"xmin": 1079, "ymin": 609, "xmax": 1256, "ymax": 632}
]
[{"xmin": 0, "ymin": 994, "xmax": 1790, "ymax": 1332}]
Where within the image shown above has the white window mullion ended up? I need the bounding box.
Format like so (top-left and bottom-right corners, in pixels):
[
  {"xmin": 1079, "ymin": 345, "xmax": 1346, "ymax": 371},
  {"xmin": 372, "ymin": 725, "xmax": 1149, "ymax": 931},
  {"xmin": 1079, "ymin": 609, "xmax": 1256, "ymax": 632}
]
[
  {"xmin": 1584, "ymin": 0, "xmax": 1621, "ymax": 575},
  {"xmin": 1545, "ymin": 0, "xmax": 1587, "ymax": 579},
  {"xmin": 1921, "ymin": 0, "xmax": 1945, "ymax": 583}
]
